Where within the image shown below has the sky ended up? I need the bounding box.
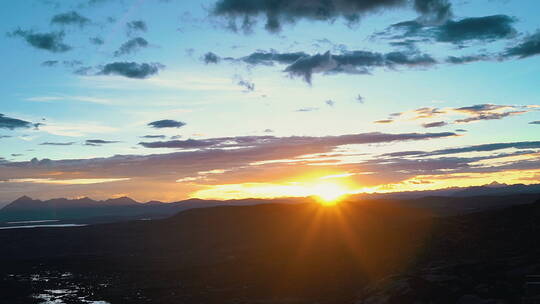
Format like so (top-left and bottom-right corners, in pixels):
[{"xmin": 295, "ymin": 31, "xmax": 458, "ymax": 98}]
[{"xmin": 0, "ymin": 0, "xmax": 539, "ymax": 203}]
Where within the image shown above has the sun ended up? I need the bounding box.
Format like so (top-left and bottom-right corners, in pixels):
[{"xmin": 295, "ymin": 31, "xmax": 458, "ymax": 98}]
[{"xmin": 311, "ymin": 182, "xmax": 349, "ymax": 205}]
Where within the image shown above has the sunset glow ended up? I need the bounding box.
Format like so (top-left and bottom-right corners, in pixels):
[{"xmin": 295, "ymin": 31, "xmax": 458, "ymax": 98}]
[{"xmin": 0, "ymin": 0, "xmax": 538, "ymax": 203}]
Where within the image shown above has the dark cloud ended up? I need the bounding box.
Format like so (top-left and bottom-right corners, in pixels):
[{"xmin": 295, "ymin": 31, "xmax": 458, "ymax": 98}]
[
  {"xmin": 43, "ymin": 60, "xmax": 83, "ymax": 68},
  {"xmin": 212, "ymin": 0, "xmax": 452, "ymax": 33},
  {"xmin": 263, "ymin": 129, "xmax": 274, "ymax": 133},
  {"xmin": 237, "ymin": 79, "xmax": 255, "ymax": 91},
  {"xmin": 454, "ymin": 111, "xmax": 520, "ymax": 123},
  {"xmin": 446, "ymin": 54, "xmax": 490, "ymax": 64},
  {"xmin": 51, "ymin": 11, "xmax": 90, "ymax": 27},
  {"xmin": 436, "ymin": 15, "xmax": 516, "ymax": 43},
  {"xmin": 114, "ymin": 37, "xmax": 149, "ymax": 56},
  {"xmin": 235, "ymin": 49, "xmax": 435, "ymax": 84},
  {"xmin": 140, "ymin": 138, "xmax": 218, "ymax": 149},
  {"xmin": 0, "ymin": 114, "xmax": 33, "ymax": 130},
  {"xmin": 9, "ymin": 29, "xmax": 71, "ymax": 53},
  {"xmin": 422, "ymin": 121, "xmax": 448, "ymax": 128},
  {"xmin": 383, "ymin": 141, "xmax": 540, "ymax": 158},
  {"xmin": 455, "ymin": 129, "xmax": 467, "ymax": 132},
  {"xmin": 504, "ymin": 30, "xmax": 540, "ymax": 59},
  {"xmin": 203, "ymin": 52, "xmax": 220, "ymax": 64},
  {"xmin": 11, "ymin": 154, "xmax": 23, "ymax": 157},
  {"xmin": 530, "ymin": 121, "xmax": 540, "ymax": 125},
  {"xmin": 97, "ymin": 62, "xmax": 163, "ymax": 79},
  {"xmin": 89, "ymin": 36, "xmax": 104, "ymax": 45},
  {"xmin": 139, "ymin": 132, "xmax": 457, "ymax": 150},
  {"xmin": 40, "ymin": 142, "xmax": 76, "ymax": 146},
  {"xmin": 42, "ymin": 60, "xmax": 59, "ymax": 67},
  {"xmin": 242, "ymin": 51, "xmax": 308, "ymax": 65},
  {"xmin": 378, "ymin": 15, "xmax": 517, "ymax": 46},
  {"xmin": 127, "ymin": 20, "xmax": 147, "ymax": 35},
  {"xmin": 453, "ymin": 104, "xmax": 526, "ymax": 124},
  {"xmin": 325, "ymin": 100, "xmax": 335, "ymax": 107},
  {"xmin": 148, "ymin": 120, "xmax": 186, "ymax": 129},
  {"xmin": 0, "ymin": 135, "xmax": 12, "ymax": 139},
  {"xmin": 141, "ymin": 135, "xmax": 167, "ymax": 139},
  {"xmin": 63, "ymin": 60, "xmax": 83, "ymax": 67},
  {"xmin": 85, "ymin": 139, "xmax": 120, "ymax": 146}
]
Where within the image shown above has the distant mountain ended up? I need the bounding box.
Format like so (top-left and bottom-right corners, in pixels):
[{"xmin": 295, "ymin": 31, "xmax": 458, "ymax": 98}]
[
  {"xmin": 451, "ymin": 183, "xmax": 540, "ymax": 197},
  {"xmin": 356, "ymin": 182, "xmax": 540, "ymax": 200},
  {"xmin": 2, "ymin": 182, "xmax": 540, "ymax": 224},
  {"xmin": 0, "ymin": 195, "xmax": 306, "ymax": 224}
]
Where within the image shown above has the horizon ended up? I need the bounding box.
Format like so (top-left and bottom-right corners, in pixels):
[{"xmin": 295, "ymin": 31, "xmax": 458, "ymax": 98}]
[
  {"xmin": 3, "ymin": 180, "xmax": 539, "ymax": 206},
  {"xmin": 1, "ymin": 0, "xmax": 539, "ymax": 203}
]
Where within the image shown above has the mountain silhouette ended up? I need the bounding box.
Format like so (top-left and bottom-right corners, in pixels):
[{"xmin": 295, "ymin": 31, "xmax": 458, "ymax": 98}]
[{"xmin": 2, "ymin": 183, "xmax": 540, "ymax": 224}]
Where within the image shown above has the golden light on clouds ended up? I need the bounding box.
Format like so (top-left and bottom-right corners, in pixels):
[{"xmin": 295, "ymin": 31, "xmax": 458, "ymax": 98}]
[
  {"xmin": 191, "ymin": 172, "xmax": 357, "ymax": 203},
  {"xmin": 386, "ymin": 169, "xmax": 540, "ymax": 192},
  {"xmin": 190, "ymin": 168, "xmax": 540, "ymax": 201}
]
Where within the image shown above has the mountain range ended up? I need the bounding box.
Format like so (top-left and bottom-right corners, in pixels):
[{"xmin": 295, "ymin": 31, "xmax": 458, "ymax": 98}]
[{"xmin": 2, "ymin": 182, "xmax": 540, "ymax": 225}]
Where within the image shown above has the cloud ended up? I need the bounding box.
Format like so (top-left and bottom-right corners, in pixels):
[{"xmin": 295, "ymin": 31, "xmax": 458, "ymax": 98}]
[
  {"xmin": 356, "ymin": 95, "xmax": 365, "ymax": 103},
  {"xmin": 504, "ymin": 30, "xmax": 540, "ymax": 59},
  {"xmin": 41, "ymin": 60, "xmax": 83, "ymax": 68},
  {"xmin": 0, "ymin": 114, "xmax": 34, "ymax": 130},
  {"xmin": 127, "ymin": 20, "xmax": 147, "ymax": 35},
  {"xmin": 383, "ymin": 141, "xmax": 540, "ymax": 158},
  {"xmin": 42, "ymin": 60, "xmax": 58, "ymax": 67},
  {"xmin": 97, "ymin": 62, "xmax": 163, "ymax": 79},
  {"xmin": 237, "ymin": 78, "xmax": 255, "ymax": 91},
  {"xmin": 139, "ymin": 132, "xmax": 457, "ymax": 150},
  {"xmin": 40, "ymin": 142, "xmax": 76, "ymax": 146},
  {"xmin": 85, "ymin": 139, "xmax": 120, "ymax": 146},
  {"xmin": 114, "ymin": 37, "xmax": 149, "ymax": 56},
  {"xmin": 140, "ymin": 135, "xmax": 167, "ymax": 139},
  {"xmin": 378, "ymin": 15, "xmax": 517, "ymax": 45},
  {"xmin": 325, "ymin": 100, "xmax": 335, "ymax": 107},
  {"xmin": 26, "ymin": 95, "xmax": 110, "ymax": 104},
  {"xmin": 51, "ymin": 11, "xmax": 91, "ymax": 27},
  {"xmin": 242, "ymin": 51, "xmax": 308, "ymax": 65},
  {"xmin": 446, "ymin": 54, "xmax": 491, "ymax": 64},
  {"xmin": 233, "ymin": 49, "xmax": 435, "ymax": 84},
  {"xmin": 0, "ymin": 135, "xmax": 12, "ymax": 139},
  {"xmin": 295, "ymin": 107, "xmax": 319, "ymax": 112},
  {"xmin": 148, "ymin": 119, "xmax": 186, "ymax": 129},
  {"xmin": 9, "ymin": 29, "xmax": 71, "ymax": 53},
  {"xmin": 453, "ymin": 104, "xmax": 527, "ymax": 124},
  {"xmin": 374, "ymin": 119, "xmax": 394, "ymax": 124},
  {"xmin": 89, "ymin": 36, "xmax": 104, "ymax": 45},
  {"xmin": 530, "ymin": 121, "xmax": 540, "ymax": 125},
  {"xmin": 203, "ymin": 52, "xmax": 220, "ymax": 64},
  {"xmin": 436, "ymin": 15, "xmax": 516, "ymax": 43},
  {"xmin": 376, "ymin": 104, "xmax": 536, "ymax": 127},
  {"xmin": 0, "ymin": 130, "xmax": 462, "ymax": 201},
  {"xmin": 422, "ymin": 121, "xmax": 447, "ymax": 128},
  {"xmin": 212, "ymin": 0, "xmax": 452, "ymax": 33}
]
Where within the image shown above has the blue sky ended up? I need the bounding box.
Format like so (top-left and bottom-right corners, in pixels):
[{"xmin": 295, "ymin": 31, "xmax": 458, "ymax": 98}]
[{"xmin": 0, "ymin": 0, "xmax": 539, "ymax": 202}]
